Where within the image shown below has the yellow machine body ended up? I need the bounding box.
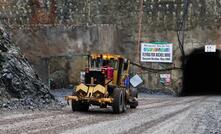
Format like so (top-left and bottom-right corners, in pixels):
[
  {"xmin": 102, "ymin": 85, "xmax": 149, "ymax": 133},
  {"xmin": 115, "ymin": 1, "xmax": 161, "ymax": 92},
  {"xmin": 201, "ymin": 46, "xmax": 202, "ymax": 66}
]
[
  {"xmin": 65, "ymin": 53, "xmax": 138, "ymax": 113},
  {"xmin": 65, "ymin": 83, "xmax": 112, "ymax": 104}
]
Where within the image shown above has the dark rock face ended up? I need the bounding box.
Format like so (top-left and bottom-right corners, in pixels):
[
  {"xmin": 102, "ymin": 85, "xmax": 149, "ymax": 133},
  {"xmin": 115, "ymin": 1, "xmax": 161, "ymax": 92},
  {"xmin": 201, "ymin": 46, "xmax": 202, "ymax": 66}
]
[
  {"xmin": 50, "ymin": 70, "xmax": 69, "ymax": 89},
  {"xmin": 0, "ymin": 27, "xmax": 55, "ymax": 110}
]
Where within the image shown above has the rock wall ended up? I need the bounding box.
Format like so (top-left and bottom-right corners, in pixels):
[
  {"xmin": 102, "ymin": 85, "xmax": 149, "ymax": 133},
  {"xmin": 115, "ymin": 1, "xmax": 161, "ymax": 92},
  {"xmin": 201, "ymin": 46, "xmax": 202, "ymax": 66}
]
[
  {"xmin": 0, "ymin": 0, "xmax": 221, "ymax": 93},
  {"xmin": 0, "ymin": 27, "xmax": 55, "ymax": 109}
]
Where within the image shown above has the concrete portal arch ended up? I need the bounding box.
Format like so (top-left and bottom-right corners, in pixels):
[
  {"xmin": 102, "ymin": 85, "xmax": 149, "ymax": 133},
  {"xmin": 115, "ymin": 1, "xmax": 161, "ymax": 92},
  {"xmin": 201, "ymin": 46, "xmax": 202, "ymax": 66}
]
[{"xmin": 182, "ymin": 47, "xmax": 221, "ymax": 95}]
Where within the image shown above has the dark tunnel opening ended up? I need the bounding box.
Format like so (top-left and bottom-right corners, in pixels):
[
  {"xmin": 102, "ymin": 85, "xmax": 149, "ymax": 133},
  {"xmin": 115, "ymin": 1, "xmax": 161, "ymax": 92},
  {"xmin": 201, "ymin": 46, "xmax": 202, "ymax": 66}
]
[{"xmin": 182, "ymin": 48, "xmax": 221, "ymax": 96}]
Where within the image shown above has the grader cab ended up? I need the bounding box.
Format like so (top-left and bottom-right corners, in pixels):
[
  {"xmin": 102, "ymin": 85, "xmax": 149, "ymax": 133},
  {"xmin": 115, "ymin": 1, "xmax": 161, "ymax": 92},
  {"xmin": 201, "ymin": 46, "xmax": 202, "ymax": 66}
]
[{"xmin": 65, "ymin": 54, "xmax": 138, "ymax": 114}]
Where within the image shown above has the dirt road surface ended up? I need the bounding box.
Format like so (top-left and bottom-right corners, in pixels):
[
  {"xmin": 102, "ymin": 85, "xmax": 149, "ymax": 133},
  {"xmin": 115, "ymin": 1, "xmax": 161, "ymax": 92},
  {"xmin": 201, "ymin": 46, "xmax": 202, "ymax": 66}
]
[{"xmin": 0, "ymin": 94, "xmax": 220, "ymax": 134}]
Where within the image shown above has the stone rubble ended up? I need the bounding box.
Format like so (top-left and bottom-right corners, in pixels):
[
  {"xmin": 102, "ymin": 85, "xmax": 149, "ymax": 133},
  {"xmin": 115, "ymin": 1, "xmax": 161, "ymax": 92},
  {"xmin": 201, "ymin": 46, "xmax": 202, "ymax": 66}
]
[{"xmin": 0, "ymin": 27, "xmax": 56, "ymax": 110}]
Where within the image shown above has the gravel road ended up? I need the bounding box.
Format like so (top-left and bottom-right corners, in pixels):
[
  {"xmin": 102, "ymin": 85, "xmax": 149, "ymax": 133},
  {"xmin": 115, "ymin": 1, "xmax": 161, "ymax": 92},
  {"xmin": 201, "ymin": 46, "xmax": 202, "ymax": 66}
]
[{"xmin": 0, "ymin": 93, "xmax": 220, "ymax": 134}]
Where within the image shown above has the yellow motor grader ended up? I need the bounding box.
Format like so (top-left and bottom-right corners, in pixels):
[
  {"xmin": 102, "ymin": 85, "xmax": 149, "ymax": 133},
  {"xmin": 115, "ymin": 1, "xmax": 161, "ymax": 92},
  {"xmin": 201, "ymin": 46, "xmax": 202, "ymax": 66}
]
[{"xmin": 65, "ymin": 53, "xmax": 138, "ymax": 114}]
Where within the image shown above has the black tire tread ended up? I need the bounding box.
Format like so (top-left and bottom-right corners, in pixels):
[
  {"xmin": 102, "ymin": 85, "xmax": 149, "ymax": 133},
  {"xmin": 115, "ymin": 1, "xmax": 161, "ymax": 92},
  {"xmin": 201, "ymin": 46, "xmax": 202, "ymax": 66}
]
[
  {"xmin": 71, "ymin": 91, "xmax": 89, "ymax": 112},
  {"xmin": 112, "ymin": 88, "xmax": 124, "ymax": 114}
]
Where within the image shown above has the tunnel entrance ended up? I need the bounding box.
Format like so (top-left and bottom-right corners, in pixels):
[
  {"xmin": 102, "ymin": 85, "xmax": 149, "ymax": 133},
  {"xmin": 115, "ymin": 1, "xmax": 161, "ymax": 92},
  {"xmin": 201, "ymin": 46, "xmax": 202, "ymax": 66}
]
[{"xmin": 182, "ymin": 48, "xmax": 221, "ymax": 95}]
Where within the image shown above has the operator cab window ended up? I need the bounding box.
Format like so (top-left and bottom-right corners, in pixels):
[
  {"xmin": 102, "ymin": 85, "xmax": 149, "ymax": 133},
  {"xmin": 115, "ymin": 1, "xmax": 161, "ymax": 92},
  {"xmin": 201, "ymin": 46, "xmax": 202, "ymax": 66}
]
[
  {"xmin": 90, "ymin": 58, "xmax": 101, "ymax": 68},
  {"xmin": 102, "ymin": 60, "xmax": 109, "ymax": 67},
  {"xmin": 123, "ymin": 59, "xmax": 128, "ymax": 71},
  {"xmin": 110, "ymin": 58, "xmax": 118, "ymax": 69},
  {"xmin": 102, "ymin": 59, "xmax": 118, "ymax": 69}
]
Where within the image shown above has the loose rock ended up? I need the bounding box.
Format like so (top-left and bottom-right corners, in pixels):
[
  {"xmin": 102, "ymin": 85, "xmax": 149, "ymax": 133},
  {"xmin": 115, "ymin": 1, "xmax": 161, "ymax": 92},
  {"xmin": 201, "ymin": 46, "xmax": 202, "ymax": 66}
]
[{"xmin": 0, "ymin": 26, "xmax": 56, "ymax": 111}]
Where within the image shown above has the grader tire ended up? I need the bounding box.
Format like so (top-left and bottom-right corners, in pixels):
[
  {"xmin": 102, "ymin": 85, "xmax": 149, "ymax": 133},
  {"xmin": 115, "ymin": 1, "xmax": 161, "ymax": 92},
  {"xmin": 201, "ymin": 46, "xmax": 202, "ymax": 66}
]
[
  {"xmin": 71, "ymin": 100, "xmax": 78, "ymax": 112},
  {"xmin": 71, "ymin": 91, "xmax": 89, "ymax": 112},
  {"xmin": 71, "ymin": 91, "xmax": 78, "ymax": 112},
  {"xmin": 78, "ymin": 103, "xmax": 89, "ymax": 111},
  {"xmin": 100, "ymin": 104, "xmax": 107, "ymax": 108},
  {"xmin": 112, "ymin": 88, "xmax": 125, "ymax": 114},
  {"xmin": 130, "ymin": 100, "xmax": 138, "ymax": 109}
]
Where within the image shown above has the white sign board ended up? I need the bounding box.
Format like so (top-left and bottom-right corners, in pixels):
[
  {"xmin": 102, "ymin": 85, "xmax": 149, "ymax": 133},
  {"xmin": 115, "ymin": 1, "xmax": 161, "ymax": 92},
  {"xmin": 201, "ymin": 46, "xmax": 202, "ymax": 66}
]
[
  {"xmin": 141, "ymin": 42, "xmax": 173, "ymax": 63},
  {"xmin": 160, "ymin": 74, "xmax": 171, "ymax": 79},
  {"xmin": 130, "ymin": 74, "xmax": 143, "ymax": 87},
  {"xmin": 205, "ymin": 45, "xmax": 216, "ymax": 52}
]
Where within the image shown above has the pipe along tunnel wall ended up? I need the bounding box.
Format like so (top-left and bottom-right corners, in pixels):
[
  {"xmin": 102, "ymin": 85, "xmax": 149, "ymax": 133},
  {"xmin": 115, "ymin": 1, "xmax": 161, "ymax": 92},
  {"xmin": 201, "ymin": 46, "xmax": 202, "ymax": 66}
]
[{"xmin": 182, "ymin": 48, "xmax": 221, "ymax": 95}]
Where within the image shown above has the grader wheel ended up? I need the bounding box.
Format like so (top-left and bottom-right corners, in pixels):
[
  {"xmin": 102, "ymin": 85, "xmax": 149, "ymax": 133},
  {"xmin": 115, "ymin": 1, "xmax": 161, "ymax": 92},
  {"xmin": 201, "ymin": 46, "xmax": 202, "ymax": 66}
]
[
  {"xmin": 71, "ymin": 91, "xmax": 89, "ymax": 112},
  {"xmin": 100, "ymin": 104, "xmax": 107, "ymax": 108},
  {"xmin": 130, "ymin": 100, "xmax": 138, "ymax": 109},
  {"xmin": 112, "ymin": 88, "xmax": 125, "ymax": 114}
]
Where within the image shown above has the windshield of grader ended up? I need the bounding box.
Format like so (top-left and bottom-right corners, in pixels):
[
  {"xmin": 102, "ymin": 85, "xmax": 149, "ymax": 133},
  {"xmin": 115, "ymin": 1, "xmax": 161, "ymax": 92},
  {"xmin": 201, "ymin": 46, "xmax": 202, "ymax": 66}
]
[
  {"xmin": 85, "ymin": 57, "xmax": 117, "ymax": 86},
  {"xmin": 89, "ymin": 58, "xmax": 118, "ymax": 69}
]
